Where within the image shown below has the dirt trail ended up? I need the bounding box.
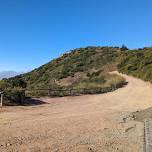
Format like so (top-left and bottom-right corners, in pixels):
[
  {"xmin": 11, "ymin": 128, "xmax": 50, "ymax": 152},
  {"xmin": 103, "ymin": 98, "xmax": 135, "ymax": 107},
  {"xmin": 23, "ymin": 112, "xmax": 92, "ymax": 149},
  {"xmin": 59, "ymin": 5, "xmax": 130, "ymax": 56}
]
[{"xmin": 0, "ymin": 72, "xmax": 152, "ymax": 152}]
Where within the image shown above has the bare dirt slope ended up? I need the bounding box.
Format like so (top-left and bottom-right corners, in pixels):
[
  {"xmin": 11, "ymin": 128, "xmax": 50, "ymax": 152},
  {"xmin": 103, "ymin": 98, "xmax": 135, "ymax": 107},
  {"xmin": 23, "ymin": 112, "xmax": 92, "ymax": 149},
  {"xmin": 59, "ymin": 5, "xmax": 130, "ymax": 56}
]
[{"xmin": 0, "ymin": 72, "xmax": 152, "ymax": 152}]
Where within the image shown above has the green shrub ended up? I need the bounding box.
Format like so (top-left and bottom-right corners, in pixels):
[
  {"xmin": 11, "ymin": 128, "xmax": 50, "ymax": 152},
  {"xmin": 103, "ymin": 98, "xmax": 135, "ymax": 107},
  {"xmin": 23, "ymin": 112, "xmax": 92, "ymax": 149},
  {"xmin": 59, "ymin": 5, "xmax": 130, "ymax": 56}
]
[
  {"xmin": 118, "ymin": 48, "xmax": 152, "ymax": 82},
  {"xmin": 0, "ymin": 80, "xmax": 11, "ymax": 90},
  {"xmin": 4, "ymin": 87, "xmax": 25, "ymax": 105}
]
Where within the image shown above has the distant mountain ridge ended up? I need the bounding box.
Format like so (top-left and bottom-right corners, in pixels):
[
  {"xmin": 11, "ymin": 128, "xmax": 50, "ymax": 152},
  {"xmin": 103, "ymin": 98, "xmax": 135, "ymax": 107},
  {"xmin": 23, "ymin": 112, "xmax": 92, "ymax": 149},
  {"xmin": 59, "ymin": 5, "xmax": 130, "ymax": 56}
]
[{"xmin": 0, "ymin": 71, "xmax": 20, "ymax": 79}]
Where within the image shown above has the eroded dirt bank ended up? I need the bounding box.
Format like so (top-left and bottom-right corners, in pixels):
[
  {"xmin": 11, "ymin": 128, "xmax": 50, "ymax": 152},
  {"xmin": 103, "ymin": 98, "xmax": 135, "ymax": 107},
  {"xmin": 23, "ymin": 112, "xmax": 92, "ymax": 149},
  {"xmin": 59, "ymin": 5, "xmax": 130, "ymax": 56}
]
[{"xmin": 1, "ymin": 72, "xmax": 152, "ymax": 152}]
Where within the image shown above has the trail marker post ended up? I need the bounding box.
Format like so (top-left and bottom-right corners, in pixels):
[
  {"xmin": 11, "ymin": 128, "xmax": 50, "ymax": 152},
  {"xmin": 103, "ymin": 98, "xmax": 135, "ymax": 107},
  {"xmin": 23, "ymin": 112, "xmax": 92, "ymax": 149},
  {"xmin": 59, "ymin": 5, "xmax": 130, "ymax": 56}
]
[{"xmin": 0, "ymin": 91, "xmax": 4, "ymax": 107}]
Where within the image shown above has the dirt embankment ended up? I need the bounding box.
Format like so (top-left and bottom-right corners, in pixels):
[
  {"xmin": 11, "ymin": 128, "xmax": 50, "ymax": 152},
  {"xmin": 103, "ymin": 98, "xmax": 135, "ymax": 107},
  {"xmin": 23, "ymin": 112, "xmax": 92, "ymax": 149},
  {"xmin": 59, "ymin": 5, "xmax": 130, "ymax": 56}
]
[{"xmin": 0, "ymin": 72, "xmax": 152, "ymax": 152}]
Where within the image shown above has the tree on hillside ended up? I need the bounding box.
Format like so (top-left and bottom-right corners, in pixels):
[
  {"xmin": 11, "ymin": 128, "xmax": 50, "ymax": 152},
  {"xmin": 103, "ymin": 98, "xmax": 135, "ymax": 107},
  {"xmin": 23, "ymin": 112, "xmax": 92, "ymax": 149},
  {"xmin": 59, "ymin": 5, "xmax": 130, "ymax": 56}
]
[
  {"xmin": 0, "ymin": 80, "xmax": 10, "ymax": 91},
  {"xmin": 6, "ymin": 76, "xmax": 27, "ymax": 88},
  {"xmin": 121, "ymin": 45, "xmax": 129, "ymax": 51}
]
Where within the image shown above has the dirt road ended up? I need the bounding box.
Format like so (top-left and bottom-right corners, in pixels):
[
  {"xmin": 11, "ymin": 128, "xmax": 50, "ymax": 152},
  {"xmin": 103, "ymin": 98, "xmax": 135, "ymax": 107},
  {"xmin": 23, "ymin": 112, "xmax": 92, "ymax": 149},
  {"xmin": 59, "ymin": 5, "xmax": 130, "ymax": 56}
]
[{"xmin": 0, "ymin": 72, "xmax": 152, "ymax": 152}]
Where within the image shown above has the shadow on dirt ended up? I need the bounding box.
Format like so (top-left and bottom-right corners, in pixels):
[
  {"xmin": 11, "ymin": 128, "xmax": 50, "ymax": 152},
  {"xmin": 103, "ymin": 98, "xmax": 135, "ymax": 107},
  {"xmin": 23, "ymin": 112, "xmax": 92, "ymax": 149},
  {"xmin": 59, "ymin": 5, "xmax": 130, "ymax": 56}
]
[
  {"xmin": 22, "ymin": 98, "xmax": 47, "ymax": 106},
  {"xmin": 121, "ymin": 81, "xmax": 128, "ymax": 88},
  {"xmin": 3, "ymin": 97, "xmax": 47, "ymax": 106}
]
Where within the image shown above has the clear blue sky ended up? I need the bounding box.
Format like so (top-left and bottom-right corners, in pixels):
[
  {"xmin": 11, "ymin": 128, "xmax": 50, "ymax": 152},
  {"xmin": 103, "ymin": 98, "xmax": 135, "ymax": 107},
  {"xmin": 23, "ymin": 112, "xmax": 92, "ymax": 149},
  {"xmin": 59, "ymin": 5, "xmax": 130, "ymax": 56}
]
[{"xmin": 0, "ymin": 0, "xmax": 152, "ymax": 71}]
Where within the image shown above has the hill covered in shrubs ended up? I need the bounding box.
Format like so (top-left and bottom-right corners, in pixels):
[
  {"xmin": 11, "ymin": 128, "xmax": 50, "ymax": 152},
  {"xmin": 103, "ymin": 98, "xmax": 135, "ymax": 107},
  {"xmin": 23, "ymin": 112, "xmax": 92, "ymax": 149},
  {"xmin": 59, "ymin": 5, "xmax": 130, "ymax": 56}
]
[
  {"xmin": 2, "ymin": 45, "xmax": 152, "ymax": 105},
  {"xmin": 118, "ymin": 47, "xmax": 152, "ymax": 82},
  {"xmin": 18, "ymin": 46, "xmax": 125, "ymax": 89},
  {"xmin": 0, "ymin": 46, "xmax": 126, "ymax": 103}
]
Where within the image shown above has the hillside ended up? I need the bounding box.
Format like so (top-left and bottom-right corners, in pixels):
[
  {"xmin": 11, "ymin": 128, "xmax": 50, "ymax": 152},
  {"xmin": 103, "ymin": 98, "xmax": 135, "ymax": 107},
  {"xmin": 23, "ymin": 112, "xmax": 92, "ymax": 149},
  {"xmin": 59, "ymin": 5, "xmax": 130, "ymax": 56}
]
[
  {"xmin": 118, "ymin": 47, "xmax": 152, "ymax": 82},
  {"xmin": 0, "ymin": 46, "xmax": 127, "ymax": 100},
  {"xmin": 8, "ymin": 47, "xmax": 124, "ymax": 89},
  {"xmin": 2, "ymin": 45, "xmax": 152, "ymax": 103}
]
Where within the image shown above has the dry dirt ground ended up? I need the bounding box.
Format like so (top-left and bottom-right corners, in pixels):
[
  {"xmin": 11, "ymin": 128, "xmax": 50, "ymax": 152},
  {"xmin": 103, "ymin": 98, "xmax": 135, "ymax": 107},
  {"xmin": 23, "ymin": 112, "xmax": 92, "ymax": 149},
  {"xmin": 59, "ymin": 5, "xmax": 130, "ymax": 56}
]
[{"xmin": 1, "ymin": 72, "xmax": 152, "ymax": 152}]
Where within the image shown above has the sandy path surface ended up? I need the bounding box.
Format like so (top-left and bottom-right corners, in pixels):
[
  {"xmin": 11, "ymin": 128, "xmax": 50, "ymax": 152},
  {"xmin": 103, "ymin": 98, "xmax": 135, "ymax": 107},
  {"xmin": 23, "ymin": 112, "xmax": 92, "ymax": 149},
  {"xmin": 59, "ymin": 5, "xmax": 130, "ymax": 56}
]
[{"xmin": 0, "ymin": 72, "xmax": 152, "ymax": 152}]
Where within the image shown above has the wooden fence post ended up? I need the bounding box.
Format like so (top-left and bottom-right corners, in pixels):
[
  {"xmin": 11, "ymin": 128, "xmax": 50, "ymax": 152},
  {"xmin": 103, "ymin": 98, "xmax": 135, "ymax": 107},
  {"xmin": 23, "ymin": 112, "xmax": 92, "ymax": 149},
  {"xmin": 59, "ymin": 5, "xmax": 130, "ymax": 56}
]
[{"xmin": 0, "ymin": 92, "xmax": 4, "ymax": 107}]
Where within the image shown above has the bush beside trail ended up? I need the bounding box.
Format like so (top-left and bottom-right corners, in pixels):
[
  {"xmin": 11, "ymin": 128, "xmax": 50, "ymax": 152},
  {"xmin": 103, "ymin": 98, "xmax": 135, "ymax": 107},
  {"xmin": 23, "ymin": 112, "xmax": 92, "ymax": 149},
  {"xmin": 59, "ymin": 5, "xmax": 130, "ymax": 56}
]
[
  {"xmin": 0, "ymin": 80, "xmax": 25, "ymax": 105},
  {"xmin": 118, "ymin": 47, "xmax": 152, "ymax": 82},
  {"xmin": 26, "ymin": 74, "xmax": 126, "ymax": 98}
]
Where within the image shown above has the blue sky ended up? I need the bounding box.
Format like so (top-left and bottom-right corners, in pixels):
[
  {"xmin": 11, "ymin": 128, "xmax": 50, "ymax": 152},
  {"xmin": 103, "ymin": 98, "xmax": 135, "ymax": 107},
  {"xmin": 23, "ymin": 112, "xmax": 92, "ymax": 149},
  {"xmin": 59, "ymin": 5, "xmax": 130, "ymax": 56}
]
[{"xmin": 0, "ymin": 0, "xmax": 152, "ymax": 71}]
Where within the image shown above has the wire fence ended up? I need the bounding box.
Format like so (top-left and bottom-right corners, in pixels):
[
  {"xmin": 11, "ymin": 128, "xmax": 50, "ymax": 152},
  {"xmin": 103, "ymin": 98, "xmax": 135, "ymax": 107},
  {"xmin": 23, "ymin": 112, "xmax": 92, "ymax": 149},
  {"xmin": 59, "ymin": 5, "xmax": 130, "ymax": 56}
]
[
  {"xmin": 25, "ymin": 84, "xmax": 124, "ymax": 97},
  {"xmin": 1, "ymin": 82, "xmax": 126, "ymax": 105}
]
